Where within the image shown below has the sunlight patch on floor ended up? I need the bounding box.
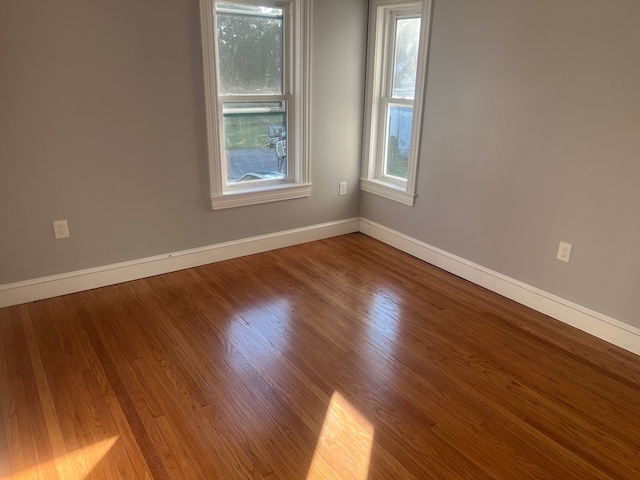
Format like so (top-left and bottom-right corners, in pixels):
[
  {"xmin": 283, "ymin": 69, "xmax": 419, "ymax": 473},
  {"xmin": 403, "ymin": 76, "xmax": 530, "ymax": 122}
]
[
  {"xmin": 307, "ymin": 392, "xmax": 374, "ymax": 480},
  {"xmin": 3, "ymin": 435, "xmax": 119, "ymax": 480}
]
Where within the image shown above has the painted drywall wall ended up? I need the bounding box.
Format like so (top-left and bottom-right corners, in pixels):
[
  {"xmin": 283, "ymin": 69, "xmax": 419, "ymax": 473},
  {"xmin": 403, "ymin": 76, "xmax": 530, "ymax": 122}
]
[
  {"xmin": 0, "ymin": 0, "xmax": 366, "ymax": 284},
  {"xmin": 361, "ymin": 0, "xmax": 640, "ymax": 328}
]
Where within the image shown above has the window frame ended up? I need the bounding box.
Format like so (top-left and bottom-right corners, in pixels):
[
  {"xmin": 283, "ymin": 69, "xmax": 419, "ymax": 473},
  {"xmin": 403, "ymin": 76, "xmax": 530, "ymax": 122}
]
[
  {"xmin": 361, "ymin": 0, "xmax": 432, "ymax": 206},
  {"xmin": 199, "ymin": 0, "xmax": 312, "ymax": 210}
]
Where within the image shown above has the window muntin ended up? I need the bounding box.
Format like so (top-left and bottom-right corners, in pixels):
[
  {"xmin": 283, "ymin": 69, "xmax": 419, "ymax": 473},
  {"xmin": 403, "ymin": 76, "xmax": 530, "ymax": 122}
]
[{"xmin": 199, "ymin": 0, "xmax": 311, "ymax": 209}]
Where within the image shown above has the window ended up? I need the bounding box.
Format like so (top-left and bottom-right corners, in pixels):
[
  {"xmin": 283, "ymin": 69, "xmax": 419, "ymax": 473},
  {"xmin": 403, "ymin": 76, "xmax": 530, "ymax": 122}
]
[
  {"xmin": 200, "ymin": 0, "xmax": 311, "ymax": 210},
  {"xmin": 361, "ymin": 0, "xmax": 432, "ymax": 206}
]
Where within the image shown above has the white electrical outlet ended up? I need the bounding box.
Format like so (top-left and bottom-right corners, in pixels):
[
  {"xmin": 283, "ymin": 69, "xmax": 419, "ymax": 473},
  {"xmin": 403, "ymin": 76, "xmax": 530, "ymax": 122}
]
[
  {"xmin": 339, "ymin": 181, "xmax": 347, "ymax": 196},
  {"xmin": 53, "ymin": 220, "xmax": 70, "ymax": 239},
  {"xmin": 557, "ymin": 241, "xmax": 572, "ymax": 262}
]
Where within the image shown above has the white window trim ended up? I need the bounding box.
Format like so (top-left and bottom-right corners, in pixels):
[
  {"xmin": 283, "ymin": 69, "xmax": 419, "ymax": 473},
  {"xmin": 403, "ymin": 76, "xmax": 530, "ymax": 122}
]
[
  {"xmin": 361, "ymin": 0, "xmax": 432, "ymax": 207},
  {"xmin": 199, "ymin": 0, "xmax": 313, "ymax": 210}
]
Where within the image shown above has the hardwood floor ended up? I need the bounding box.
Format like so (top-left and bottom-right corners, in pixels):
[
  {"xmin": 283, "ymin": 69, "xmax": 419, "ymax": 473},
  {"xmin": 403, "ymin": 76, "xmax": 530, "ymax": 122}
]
[{"xmin": 1, "ymin": 233, "xmax": 638, "ymax": 479}]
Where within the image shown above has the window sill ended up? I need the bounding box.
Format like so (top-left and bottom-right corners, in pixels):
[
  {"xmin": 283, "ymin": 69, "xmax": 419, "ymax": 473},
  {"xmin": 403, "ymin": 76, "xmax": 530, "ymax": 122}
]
[
  {"xmin": 211, "ymin": 182, "xmax": 313, "ymax": 210},
  {"xmin": 360, "ymin": 178, "xmax": 415, "ymax": 206}
]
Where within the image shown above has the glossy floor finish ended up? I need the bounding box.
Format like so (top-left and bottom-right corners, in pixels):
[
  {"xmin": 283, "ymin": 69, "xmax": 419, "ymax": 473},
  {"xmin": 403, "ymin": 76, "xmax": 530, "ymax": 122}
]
[{"xmin": 1, "ymin": 233, "xmax": 639, "ymax": 479}]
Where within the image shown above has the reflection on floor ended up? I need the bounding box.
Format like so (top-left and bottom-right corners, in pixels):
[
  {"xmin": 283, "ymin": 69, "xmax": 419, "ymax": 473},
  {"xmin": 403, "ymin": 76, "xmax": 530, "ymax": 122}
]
[
  {"xmin": 307, "ymin": 391, "xmax": 374, "ymax": 480},
  {"xmin": 4, "ymin": 436, "xmax": 118, "ymax": 480}
]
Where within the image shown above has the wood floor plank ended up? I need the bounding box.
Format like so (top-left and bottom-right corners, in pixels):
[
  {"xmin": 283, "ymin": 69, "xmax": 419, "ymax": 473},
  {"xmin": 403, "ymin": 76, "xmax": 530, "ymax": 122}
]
[
  {"xmin": 0, "ymin": 308, "xmax": 13, "ymax": 478},
  {"xmin": 1, "ymin": 233, "xmax": 638, "ymax": 479},
  {"xmin": 72, "ymin": 291, "xmax": 171, "ymax": 480},
  {"xmin": 18, "ymin": 304, "xmax": 69, "ymax": 480},
  {"xmin": 373, "ymin": 331, "xmax": 614, "ymax": 479},
  {"xmin": 422, "ymin": 325, "xmax": 635, "ymax": 479},
  {"xmin": 69, "ymin": 291, "xmax": 156, "ymax": 480},
  {"xmin": 4, "ymin": 307, "xmax": 50, "ymax": 479},
  {"xmin": 0, "ymin": 404, "xmax": 8, "ymax": 479}
]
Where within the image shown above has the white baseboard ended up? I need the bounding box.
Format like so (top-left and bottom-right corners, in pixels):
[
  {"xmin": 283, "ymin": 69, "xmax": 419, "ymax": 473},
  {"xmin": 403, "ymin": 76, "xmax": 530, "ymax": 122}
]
[
  {"xmin": 2, "ymin": 216, "xmax": 637, "ymax": 355},
  {"xmin": 0, "ymin": 218, "xmax": 360, "ymax": 309},
  {"xmin": 360, "ymin": 218, "xmax": 640, "ymax": 355}
]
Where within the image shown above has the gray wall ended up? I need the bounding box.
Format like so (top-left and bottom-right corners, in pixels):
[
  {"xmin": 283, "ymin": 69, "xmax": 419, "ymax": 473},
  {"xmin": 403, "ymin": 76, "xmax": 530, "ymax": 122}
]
[
  {"xmin": 0, "ymin": 0, "xmax": 366, "ymax": 283},
  {"xmin": 362, "ymin": 0, "xmax": 640, "ymax": 328},
  {"xmin": 2, "ymin": 0, "xmax": 638, "ymax": 331}
]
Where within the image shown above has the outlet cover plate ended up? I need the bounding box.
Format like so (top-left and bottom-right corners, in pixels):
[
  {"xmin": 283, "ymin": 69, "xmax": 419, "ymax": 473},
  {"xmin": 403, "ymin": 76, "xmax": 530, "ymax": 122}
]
[
  {"xmin": 557, "ymin": 241, "xmax": 572, "ymax": 262},
  {"xmin": 53, "ymin": 220, "xmax": 70, "ymax": 239}
]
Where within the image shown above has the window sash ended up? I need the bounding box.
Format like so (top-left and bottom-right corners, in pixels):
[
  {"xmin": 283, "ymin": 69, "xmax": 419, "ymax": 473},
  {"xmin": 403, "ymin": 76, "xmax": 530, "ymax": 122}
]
[
  {"xmin": 217, "ymin": 93, "xmax": 293, "ymax": 187},
  {"xmin": 377, "ymin": 99, "xmax": 414, "ymax": 185},
  {"xmin": 385, "ymin": 12, "xmax": 420, "ymax": 101},
  {"xmin": 215, "ymin": 3, "xmax": 286, "ymax": 96}
]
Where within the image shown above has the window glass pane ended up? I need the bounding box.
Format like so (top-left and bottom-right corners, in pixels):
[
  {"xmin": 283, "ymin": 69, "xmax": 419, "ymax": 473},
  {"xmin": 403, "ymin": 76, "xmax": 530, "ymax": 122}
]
[
  {"xmin": 223, "ymin": 101, "xmax": 287, "ymax": 183},
  {"xmin": 385, "ymin": 105, "xmax": 413, "ymax": 179},
  {"xmin": 216, "ymin": 3, "xmax": 283, "ymax": 95},
  {"xmin": 392, "ymin": 16, "xmax": 421, "ymax": 99}
]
